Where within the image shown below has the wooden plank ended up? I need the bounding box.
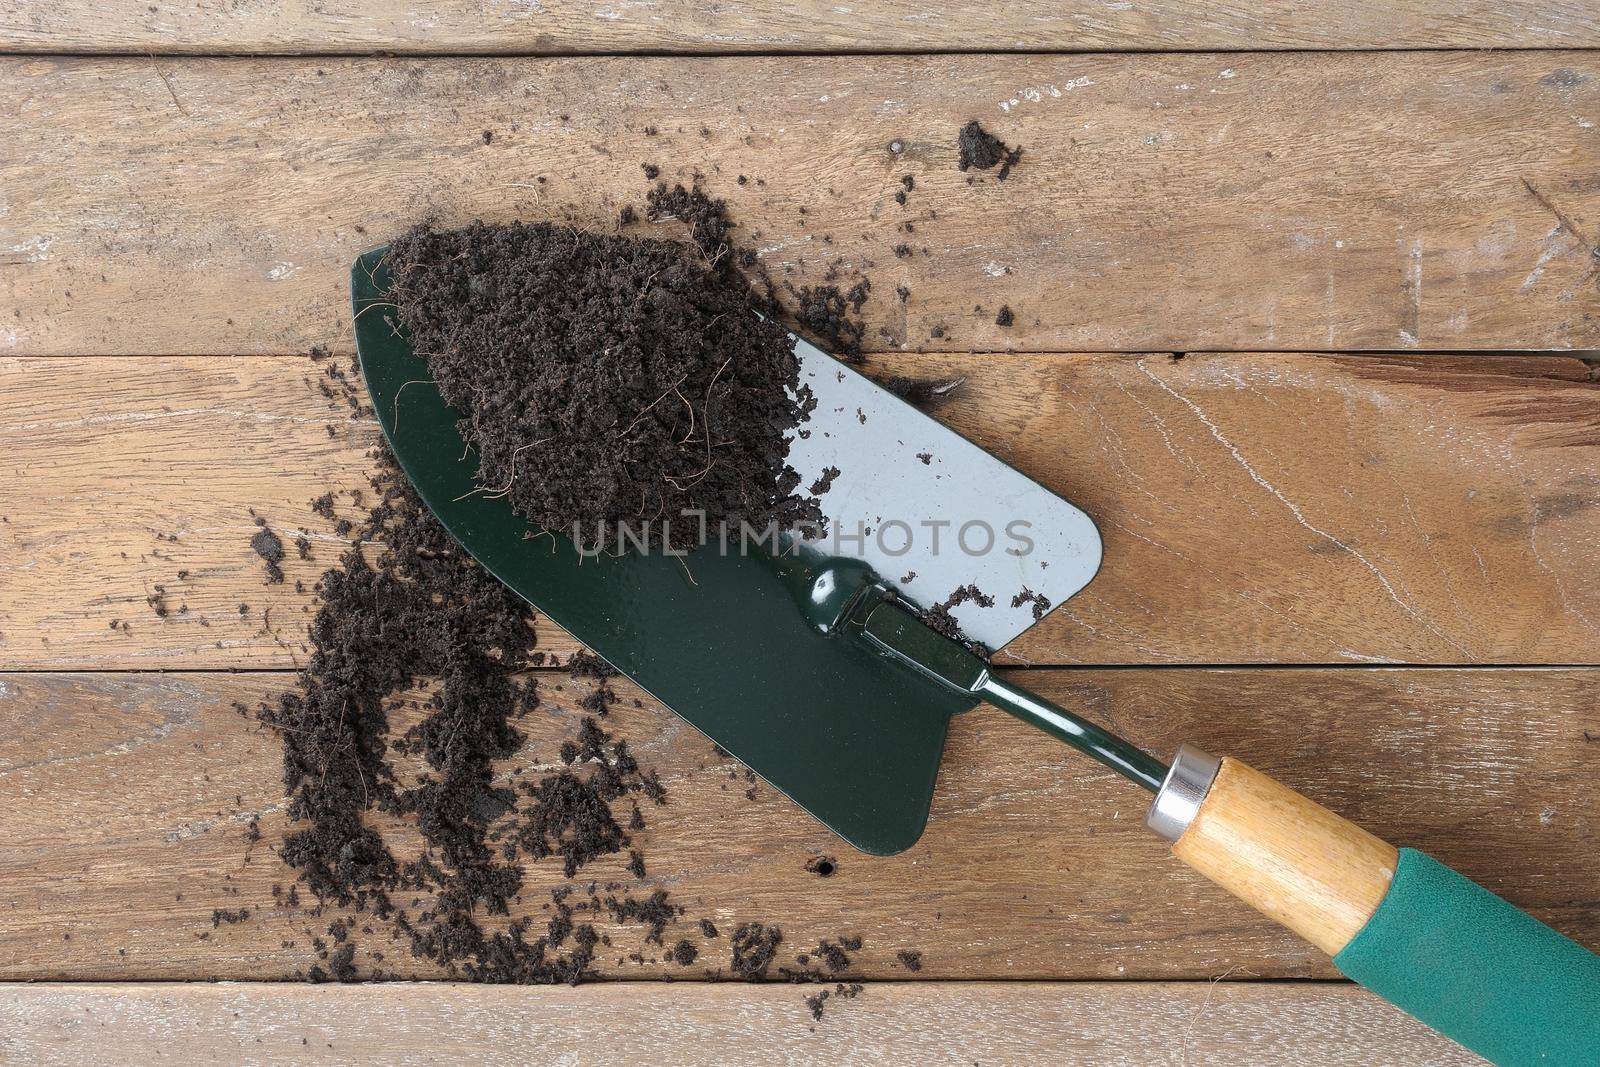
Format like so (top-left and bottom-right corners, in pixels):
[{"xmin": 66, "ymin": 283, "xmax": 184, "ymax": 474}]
[
  {"xmin": 5, "ymin": 352, "xmax": 1598, "ymax": 670},
  {"xmin": 0, "ymin": 667, "xmax": 1593, "ymax": 982},
  {"xmin": 0, "ymin": 353, "xmax": 590, "ymax": 666},
  {"xmin": 3, "ymin": 1, "xmax": 1598, "ymax": 55},
  {"xmin": 0, "ymin": 981, "xmax": 1481, "ymax": 1065},
  {"xmin": 3, "ymin": 54, "xmax": 1597, "ymax": 356}
]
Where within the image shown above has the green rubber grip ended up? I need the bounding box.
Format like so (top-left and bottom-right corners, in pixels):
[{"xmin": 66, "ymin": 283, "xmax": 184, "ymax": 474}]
[{"xmin": 1334, "ymin": 848, "xmax": 1600, "ymax": 1067}]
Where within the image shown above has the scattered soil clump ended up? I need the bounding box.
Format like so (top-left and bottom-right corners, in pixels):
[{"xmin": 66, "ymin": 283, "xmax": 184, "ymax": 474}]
[
  {"xmin": 788, "ymin": 280, "xmax": 870, "ymax": 361},
  {"xmin": 250, "ymin": 520, "xmax": 285, "ymax": 584},
  {"xmin": 809, "ymin": 467, "xmax": 841, "ymax": 497},
  {"xmin": 522, "ymin": 715, "xmax": 659, "ymax": 877},
  {"xmin": 958, "ymin": 121, "xmax": 1022, "ymax": 180},
  {"xmin": 801, "ymin": 936, "xmax": 859, "ymax": 975},
  {"xmin": 731, "ymin": 922, "xmax": 783, "ymax": 979},
  {"xmin": 567, "ymin": 651, "xmax": 621, "ymax": 717},
  {"xmin": 645, "ymin": 182, "xmax": 736, "ymax": 265},
  {"xmin": 805, "ymin": 981, "xmax": 864, "ymax": 1022}
]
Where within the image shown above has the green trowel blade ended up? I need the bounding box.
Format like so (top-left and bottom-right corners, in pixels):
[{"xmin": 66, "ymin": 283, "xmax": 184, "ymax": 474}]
[{"xmin": 351, "ymin": 246, "xmax": 1100, "ymax": 855}]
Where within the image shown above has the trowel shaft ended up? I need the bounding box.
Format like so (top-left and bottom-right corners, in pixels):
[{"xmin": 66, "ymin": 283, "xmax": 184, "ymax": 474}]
[
  {"xmin": 977, "ymin": 673, "xmax": 1167, "ymax": 792},
  {"xmin": 856, "ymin": 595, "xmax": 1167, "ymax": 791}
]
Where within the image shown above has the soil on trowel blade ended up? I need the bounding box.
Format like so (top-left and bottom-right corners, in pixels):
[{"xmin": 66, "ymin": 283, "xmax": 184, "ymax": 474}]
[{"xmin": 388, "ymin": 221, "xmax": 821, "ymax": 551}]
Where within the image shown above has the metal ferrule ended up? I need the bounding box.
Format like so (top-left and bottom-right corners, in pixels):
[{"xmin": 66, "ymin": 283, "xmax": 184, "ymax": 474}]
[{"xmin": 1146, "ymin": 744, "xmax": 1222, "ymax": 842}]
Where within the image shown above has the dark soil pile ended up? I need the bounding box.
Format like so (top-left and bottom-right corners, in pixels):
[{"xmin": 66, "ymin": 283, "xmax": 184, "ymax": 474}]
[
  {"xmin": 957, "ymin": 121, "xmax": 1022, "ymax": 181},
  {"xmin": 388, "ymin": 219, "xmax": 819, "ymax": 550}
]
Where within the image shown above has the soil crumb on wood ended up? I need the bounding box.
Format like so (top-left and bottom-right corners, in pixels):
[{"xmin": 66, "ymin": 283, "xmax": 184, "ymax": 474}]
[
  {"xmin": 644, "ymin": 182, "xmax": 738, "ymax": 264},
  {"xmin": 805, "ymin": 936, "xmax": 858, "ymax": 975},
  {"xmin": 788, "ymin": 280, "xmax": 870, "ymax": 362},
  {"xmin": 896, "ymin": 948, "xmax": 923, "ymax": 971},
  {"xmin": 566, "ymin": 650, "xmax": 620, "ymax": 717},
  {"xmin": 957, "ymin": 121, "xmax": 1022, "ymax": 181},
  {"xmin": 806, "ymin": 981, "xmax": 864, "ymax": 1022},
  {"xmin": 389, "ymin": 221, "xmax": 820, "ymax": 552},
  {"xmin": 250, "ymin": 521, "xmax": 285, "ymax": 584},
  {"xmin": 637, "ymin": 179, "xmax": 869, "ymax": 361},
  {"xmin": 731, "ymin": 922, "xmax": 783, "ymax": 979}
]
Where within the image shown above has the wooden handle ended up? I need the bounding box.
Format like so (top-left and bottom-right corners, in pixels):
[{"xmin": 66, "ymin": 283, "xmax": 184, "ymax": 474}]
[{"xmin": 1171, "ymin": 757, "xmax": 1398, "ymax": 955}]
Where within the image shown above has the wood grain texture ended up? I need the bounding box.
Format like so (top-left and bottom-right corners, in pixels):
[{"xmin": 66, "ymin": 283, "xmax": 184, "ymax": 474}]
[
  {"xmin": 3, "ymin": 1, "xmax": 1598, "ymax": 54},
  {"xmin": 0, "ymin": 981, "xmax": 1481, "ymax": 1066},
  {"xmin": 3, "ymin": 53, "xmax": 1598, "ymax": 356},
  {"xmin": 0, "ymin": 667, "xmax": 1593, "ymax": 981},
  {"xmin": 1173, "ymin": 758, "xmax": 1398, "ymax": 955},
  {"xmin": 5, "ymin": 352, "xmax": 1598, "ymax": 670}
]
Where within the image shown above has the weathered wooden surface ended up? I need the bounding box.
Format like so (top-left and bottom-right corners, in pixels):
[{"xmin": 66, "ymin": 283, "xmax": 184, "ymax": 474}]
[
  {"xmin": 0, "ymin": 981, "xmax": 1482, "ymax": 1066},
  {"xmin": 1, "ymin": 667, "xmax": 1593, "ymax": 981},
  {"xmin": 3, "ymin": 54, "xmax": 1598, "ymax": 357},
  {"xmin": 3, "ymin": 1, "xmax": 1598, "ymax": 55},
  {"xmin": 6, "ymin": 352, "xmax": 1597, "ymax": 670},
  {"xmin": 3, "ymin": 21, "xmax": 1599, "ymax": 1064}
]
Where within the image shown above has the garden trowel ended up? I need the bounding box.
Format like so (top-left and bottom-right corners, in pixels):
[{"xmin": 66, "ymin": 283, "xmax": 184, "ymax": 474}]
[{"xmin": 354, "ymin": 248, "xmax": 1597, "ymax": 1067}]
